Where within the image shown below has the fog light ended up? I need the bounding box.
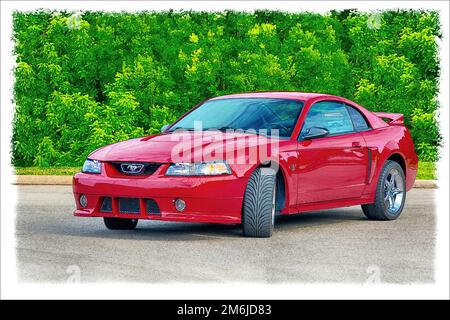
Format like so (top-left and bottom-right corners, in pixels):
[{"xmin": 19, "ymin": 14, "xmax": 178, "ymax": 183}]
[
  {"xmin": 79, "ymin": 194, "xmax": 88, "ymax": 207},
  {"xmin": 174, "ymin": 198, "xmax": 186, "ymax": 212}
]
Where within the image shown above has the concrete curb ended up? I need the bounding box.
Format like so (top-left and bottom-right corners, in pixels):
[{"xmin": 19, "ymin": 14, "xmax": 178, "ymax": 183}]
[
  {"xmin": 13, "ymin": 175, "xmax": 438, "ymax": 189},
  {"xmin": 413, "ymin": 180, "xmax": 438, "ymax": 189},
  {"xmin": 14, "ymin": 175, "xmax": 73, "ymax": 185}
]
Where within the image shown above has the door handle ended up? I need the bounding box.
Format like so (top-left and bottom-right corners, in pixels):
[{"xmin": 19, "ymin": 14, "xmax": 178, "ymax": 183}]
[{"xmin": 352, "ymin": 142, "xmax": 362, "ymax": 148}]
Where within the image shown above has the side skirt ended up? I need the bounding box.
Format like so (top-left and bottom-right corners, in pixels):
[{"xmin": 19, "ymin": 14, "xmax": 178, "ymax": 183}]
[{"xmin": 282, "ymin": 194, "xmax": 375, "ymax": 215}]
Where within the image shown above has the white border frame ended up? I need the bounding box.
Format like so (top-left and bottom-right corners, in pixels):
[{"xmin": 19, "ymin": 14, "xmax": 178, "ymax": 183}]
[{"xmin": 1, "ymin": 1, "xmax": 449, "ymax": 300}]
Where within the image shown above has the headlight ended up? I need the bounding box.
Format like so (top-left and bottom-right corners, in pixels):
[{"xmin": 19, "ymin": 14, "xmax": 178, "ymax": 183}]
[
  {"xmin": 165, "ymin": 161, "xmax": 231, "ymax": 176},
  {"xmin": 82, "ymin": 159, "xmax": 102, "ymax": 174}
]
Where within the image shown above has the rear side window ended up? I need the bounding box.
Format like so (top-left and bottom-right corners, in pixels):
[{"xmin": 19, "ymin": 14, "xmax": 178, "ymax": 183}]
[
  {"xmin": 347, "ymin": 106, "xmax": 370, "ymax": 131},
  {"xmin": 301, "ymin": 101, "xmax": 354, "ymax": 136}
]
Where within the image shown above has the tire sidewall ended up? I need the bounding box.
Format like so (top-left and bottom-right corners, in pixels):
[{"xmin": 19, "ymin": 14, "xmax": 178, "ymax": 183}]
[
  {"xmin": 242, "ymin": 167, "xmax": 276, "ymax": 237},
  {"xmin": 104, "ymin": 217, "xmax": 138, "ymax": 230}
]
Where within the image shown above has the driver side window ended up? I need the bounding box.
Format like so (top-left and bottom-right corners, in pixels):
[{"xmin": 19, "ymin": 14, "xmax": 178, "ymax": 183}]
[{"xmin": 301, "ymin": 101, "xmax": 354, "ymax": 137}]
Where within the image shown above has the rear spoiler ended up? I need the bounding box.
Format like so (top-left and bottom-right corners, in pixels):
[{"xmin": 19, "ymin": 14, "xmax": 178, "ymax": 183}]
[{"xmin": 373, "ymin": 112, "xmax": 404, "ymax": 125}]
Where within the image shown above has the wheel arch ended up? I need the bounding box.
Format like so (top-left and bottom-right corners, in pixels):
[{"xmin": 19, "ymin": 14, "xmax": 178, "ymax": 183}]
[
  {"xmin": 366, "ymin": 149, "xmax": 407, "ymax": 195},
  {"xmin": 248, "ymin": 160, "xmax": 289, "ymax": 212},
  {"xmin": 386, "ymin": 152, "xmax": 407, "ymax": 178}
]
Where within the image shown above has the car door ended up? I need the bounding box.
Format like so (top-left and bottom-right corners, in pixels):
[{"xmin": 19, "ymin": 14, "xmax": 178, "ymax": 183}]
[{"xmin": 297, "ymin": 101, "xmax": 369, "ymax": 204}]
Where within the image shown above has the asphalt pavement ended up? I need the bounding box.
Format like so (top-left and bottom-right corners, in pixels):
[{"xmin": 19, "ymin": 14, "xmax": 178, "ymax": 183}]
[{"xmin": 15, "ymin": 186, "xmax": 435, "ymax": 283}]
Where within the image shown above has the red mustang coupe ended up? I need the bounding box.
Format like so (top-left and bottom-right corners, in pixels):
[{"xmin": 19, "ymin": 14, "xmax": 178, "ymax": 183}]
[{"xmin": 73, "ymin": 92, "xmax": 418, "ymax": 237}]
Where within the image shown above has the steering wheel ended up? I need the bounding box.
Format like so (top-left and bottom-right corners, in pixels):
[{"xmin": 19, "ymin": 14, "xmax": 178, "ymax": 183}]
[
  {"xmin": 259, "ymin": 104, "xmax": 292, "ymax": 136},
  {"xmin": 272, "ymin": 122, "xmax": 291, "ymax": 137}
]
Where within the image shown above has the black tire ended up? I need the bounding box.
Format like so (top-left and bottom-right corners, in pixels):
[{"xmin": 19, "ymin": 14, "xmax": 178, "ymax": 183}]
[
  {"xmin": 362, "ymin": 160, "xmax": 406, "ymax": 220},
  {"xmin": 103, "ymin": 217, "xmax": 138, "ymax": 230},
  {"xmin": 242, "ymin": 167, "xmax": 276, "ymax": 238}
]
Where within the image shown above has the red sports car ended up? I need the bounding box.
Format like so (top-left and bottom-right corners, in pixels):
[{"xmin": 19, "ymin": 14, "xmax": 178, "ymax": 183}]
[{"xmin": 73, "ymin": 92, "xmax": 418, "ymax": 237}]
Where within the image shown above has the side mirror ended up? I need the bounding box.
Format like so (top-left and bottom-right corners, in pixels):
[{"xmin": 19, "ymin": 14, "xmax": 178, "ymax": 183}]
[
  {"xmin": 301, "ymin": 126, "xmax": 329, "ymax": 140},
  {"xmin": 160, "ymin": 124, "xmax": 170, "ymax": 133}
]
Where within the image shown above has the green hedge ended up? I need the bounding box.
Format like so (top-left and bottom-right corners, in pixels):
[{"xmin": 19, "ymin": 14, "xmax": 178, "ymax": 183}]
[{"xmin": 12, "ymin": 10, "xmax": 441, "ymax": 166}]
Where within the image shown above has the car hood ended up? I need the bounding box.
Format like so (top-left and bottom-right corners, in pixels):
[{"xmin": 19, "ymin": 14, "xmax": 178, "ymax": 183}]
[{"xmin": 89, "ymin": 131, "xmax": 280, "ymax": 163}]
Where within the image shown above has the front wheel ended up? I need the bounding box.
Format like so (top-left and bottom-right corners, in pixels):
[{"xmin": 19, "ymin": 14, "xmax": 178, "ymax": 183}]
[
  {"xmin": 362, "ymin": 160, "xmax": 406, "ymax": 220},
  {"xmin": 242, "ymin": 167, "xmax": 276, "ymax": 238},
  {"xmin": 104, "ymin": 217, "xmax": 138, "ymax": 230}
]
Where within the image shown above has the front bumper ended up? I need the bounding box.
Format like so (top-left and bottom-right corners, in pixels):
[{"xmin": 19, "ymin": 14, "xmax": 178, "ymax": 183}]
[{"xmin": 72, "ymin": 167, "xmax": 248, "ymax": 224}]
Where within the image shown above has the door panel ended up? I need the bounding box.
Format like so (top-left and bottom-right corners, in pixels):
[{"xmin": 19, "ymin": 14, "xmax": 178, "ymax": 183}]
[
  {"xmin": 296, "ymin": 101, "xmax": 368, "ymax": 204},
  {"xmin": 297, "ymin": 133, "xmax": 368, "ymax": 203}
]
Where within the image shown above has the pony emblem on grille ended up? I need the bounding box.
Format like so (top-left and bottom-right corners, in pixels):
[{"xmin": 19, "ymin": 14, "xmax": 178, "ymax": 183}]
[{"xmin": 120, "ymin": 163, "xmax": 144, "ymax": 174}]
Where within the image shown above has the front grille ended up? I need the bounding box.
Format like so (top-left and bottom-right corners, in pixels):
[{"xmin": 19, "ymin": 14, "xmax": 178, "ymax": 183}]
[
  {"xmin": 100, "ymin": 197, "xmax": 112, "ymax": 212},
  {"xmin": 119, "ymin": 197, "xmax": 140, "ymax": 213},
  {"xmin": 110, "ymin": 162, "xmax": 161, "ymax": 176}
]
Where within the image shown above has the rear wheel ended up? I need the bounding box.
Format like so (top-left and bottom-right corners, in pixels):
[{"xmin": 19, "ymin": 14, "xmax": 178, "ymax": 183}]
[
  {"xmin": 242, "ymin": 167, "xmax": 276, "ymax": 238},
  {"xmin": 362, "ymin": 160, "xmax": 406, "ymax": 220},
  {"xmin": 104, "ymin": 217, "xmax": 138, "ymax": 230}
]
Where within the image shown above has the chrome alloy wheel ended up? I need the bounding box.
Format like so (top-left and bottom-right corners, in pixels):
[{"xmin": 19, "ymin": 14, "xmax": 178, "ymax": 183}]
[{"xmin": 384, "ymin": 168, "xmax": 405, "ymax": 214}]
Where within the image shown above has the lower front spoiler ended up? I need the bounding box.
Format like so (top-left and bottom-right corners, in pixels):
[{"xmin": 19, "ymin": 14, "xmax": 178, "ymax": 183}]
[
  {"xmin": 74, "ymin": 210, "xmax": 241, "ymax": 224},
  {"xmin": 73, "ymin": 195, "xmax": 243, "ymax": 225}
]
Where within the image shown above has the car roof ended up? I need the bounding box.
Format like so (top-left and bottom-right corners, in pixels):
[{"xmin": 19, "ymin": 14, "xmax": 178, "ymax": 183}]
[{"xmin": 209, "ymin": 91, "xmax": 334, "ymax": 102}]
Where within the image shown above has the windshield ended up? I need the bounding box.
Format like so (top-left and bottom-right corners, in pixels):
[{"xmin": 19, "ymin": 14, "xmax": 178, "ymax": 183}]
[{"xmin": 169, "ymin": 98, "xmax": 304, "ymax": 138}]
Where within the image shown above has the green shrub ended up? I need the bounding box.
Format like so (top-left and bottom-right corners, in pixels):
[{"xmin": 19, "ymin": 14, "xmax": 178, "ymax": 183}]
[
  {"xmin": 12, "ymin": 10, "xmax": 441, "ymax": 166},
  {"xmin": 410, "ymin": 108, "xmax": 440, "ymax": 162}
]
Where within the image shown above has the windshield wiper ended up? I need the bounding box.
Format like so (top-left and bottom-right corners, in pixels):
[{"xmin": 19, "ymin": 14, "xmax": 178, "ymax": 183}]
[
  {"xmin": 167, "ymin": 127, "xmax": 198, "ymax": 132},
  {"xmin": 168, "ymin": 126, "xmax": 236, "ymax": 132},
  {"xmin": 168, "ymin": 126, "xmax": 274, "ymax": 138},
  {"xmin": 203, "ymin": 126, "xmax": 236, "ymax": 131}
]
